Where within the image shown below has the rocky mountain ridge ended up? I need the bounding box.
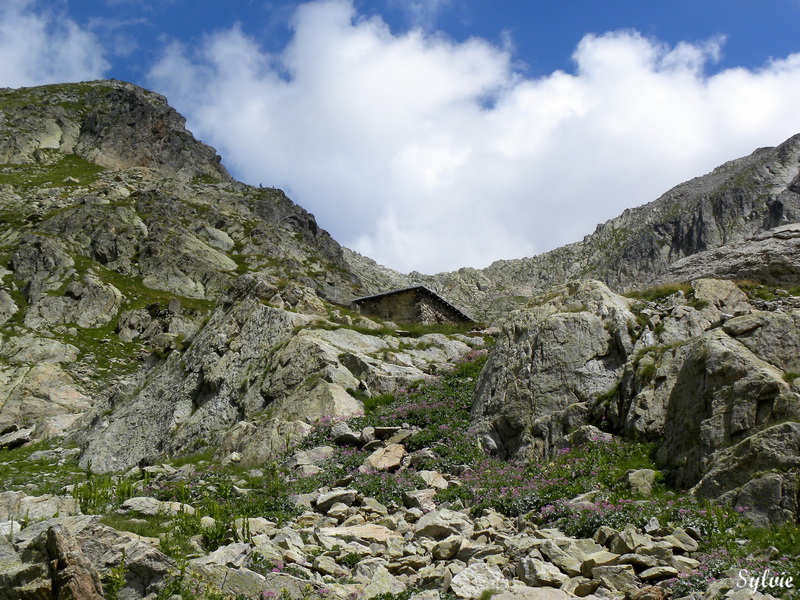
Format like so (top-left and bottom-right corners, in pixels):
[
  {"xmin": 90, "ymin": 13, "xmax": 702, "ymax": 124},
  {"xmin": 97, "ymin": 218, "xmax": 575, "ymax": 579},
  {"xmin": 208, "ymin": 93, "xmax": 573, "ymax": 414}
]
[{"xmin": 371, "ymin": 134, "xmax": 800, "ymax": 318}]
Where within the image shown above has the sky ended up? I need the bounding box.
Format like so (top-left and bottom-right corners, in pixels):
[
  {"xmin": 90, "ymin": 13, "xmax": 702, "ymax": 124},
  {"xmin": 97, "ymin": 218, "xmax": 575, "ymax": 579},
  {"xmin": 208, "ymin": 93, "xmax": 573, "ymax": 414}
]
[{"xmin": 3, "ymin": 1, "xmax": 800, "ymax": 274}]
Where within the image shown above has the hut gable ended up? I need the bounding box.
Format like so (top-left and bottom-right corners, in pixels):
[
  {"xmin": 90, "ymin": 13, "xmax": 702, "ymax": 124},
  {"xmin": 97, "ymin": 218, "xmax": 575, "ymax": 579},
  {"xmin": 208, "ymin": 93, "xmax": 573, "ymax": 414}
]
[{"xmin": 351, "ymin": 286, "xmax": 473, "ymax": 325}]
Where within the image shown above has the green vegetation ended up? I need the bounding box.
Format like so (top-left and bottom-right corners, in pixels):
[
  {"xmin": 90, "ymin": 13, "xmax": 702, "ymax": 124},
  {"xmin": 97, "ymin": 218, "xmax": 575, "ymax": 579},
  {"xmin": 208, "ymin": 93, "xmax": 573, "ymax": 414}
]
[
  {"xmin": 0, "ymin": 440, "xmax": 84, "ymax": 495},
  {"xmin": 292, "ymin": 352, "xmax": 800, "ymax": 599},
  {"xmin": 783, "ymin": 372, "xmax": 800, "ymax": 384},
  {"xmin": 736, "ymin": 278, "xmax": 800, "ymax": 302},
  {"xmin": 0, "ymin": 154, "xmax": 105, "ymax": 191},
  {"xmin": 624, "ymin": 282, "xmax": 692, "ymax": 302},
  {"xmin": 737, "ymin": 279, "xmax": 779, "ymax": 301}
]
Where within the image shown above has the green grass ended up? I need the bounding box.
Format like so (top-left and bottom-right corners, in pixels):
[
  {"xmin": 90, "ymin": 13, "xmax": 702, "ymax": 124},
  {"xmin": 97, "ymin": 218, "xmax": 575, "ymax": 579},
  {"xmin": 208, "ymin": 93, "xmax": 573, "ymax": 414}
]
[
  {"xmin": 625, "ymin": 282, "xmax": 693, "ymax": 302},
  {"xmin": 0, "ymin": 440, "xmax": 85, "ymax": 495},
  {"xmin": 0, "ymin": 154, "xmax": 105, "ymax": 191},
  {"xmin": 783, "ymin": 372, "xmax": 800, "ymax": 384},
  {"xmin": 70, "ymin": 253, "xmax": 215, "ymax": 315}
]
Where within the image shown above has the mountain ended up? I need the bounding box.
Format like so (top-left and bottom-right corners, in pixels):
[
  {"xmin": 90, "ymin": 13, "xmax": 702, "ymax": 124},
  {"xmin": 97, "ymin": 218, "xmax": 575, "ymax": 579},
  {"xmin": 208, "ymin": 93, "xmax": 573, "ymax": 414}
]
[
  {"xmin": 1, "ymin": 81, "xmax": 800, "ymax": 600},
  {"xmin": 0, "ymin": 80, "xmax": 479, "ymax": 471},
  {"xmin": 405, "ymin": 134, "xmax": 800, "ymax": 318}
]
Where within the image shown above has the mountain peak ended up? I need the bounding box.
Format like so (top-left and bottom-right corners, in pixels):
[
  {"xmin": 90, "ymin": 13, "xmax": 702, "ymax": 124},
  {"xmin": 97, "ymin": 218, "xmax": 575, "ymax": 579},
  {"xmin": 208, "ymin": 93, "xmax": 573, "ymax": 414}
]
[{"xmin": 0, "ymin": 80, "xmax": 230, "ymax": 182}]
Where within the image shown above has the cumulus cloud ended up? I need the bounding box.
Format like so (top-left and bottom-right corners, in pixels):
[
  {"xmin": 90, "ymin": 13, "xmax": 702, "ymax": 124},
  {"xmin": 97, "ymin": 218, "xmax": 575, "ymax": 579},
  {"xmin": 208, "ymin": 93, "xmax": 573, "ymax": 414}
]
[
  {"xmin": 148, "ymin": 0, "xmax": 800, "ymax": 273},
  {"xmin": 0, "ymin": 0, "xmax": 108, "ymax": 87}
]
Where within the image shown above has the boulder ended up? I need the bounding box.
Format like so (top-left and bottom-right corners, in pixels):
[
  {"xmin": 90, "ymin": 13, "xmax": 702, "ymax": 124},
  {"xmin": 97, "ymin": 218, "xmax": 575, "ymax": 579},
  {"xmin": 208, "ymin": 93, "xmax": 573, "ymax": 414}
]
[
  {"xmin": 45, "ymin": 524, "xmax": 105, "ymax": 600},
  {"xmin": 10, "ymin": 515, "xmax": 171, "ymax": 599},
  {"xmin": 414, "ymin": 509, "xmax": 474, "ymax": 540},
  {"xmin": 361, "ymin": 443, "xmax": 406, "ymax": 472},
  {"xmin": 517, "ymin": 557, "xmax": 568, "ymax": 587},
  {"xmin": 0, "ymin": 492, "xmax": 81, "ymax": 522},
  {"xmin": 315, "ymin": 488, "xmax": 358, "ymax": 513},
  {"xmin": 118, "ymin": 496, "xmax": 195, "ymax": 517},
  {"xmin": 622, "ymin": 469, "xmax": 656, "ymax": 496},
  {"xmin": 449, "ymin": 562, "xmax": 508, "ymax": 599}
]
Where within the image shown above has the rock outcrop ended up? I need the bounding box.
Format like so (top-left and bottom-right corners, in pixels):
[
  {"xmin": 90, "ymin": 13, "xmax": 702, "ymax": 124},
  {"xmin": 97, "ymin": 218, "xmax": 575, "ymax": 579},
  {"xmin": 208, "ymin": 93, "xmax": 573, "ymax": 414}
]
[
  {"xmin": 0, "ymin": 80, "xmax": 230, "ymax": 181},
  {"xmin": 471, "ymin": 279, "xmax": 800, "ymax": 524}
]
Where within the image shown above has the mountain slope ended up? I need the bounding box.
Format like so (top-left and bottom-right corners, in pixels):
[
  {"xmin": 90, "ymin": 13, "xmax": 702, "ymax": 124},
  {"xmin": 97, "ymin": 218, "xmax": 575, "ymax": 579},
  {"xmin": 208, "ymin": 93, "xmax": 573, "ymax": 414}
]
[
  {"xmin": 0, "ymin": 81, "xmax": 486, "ymax": 472},
  {"xmin": 398, "ymin": 135, "xmax": 800, "ymax": 318}
]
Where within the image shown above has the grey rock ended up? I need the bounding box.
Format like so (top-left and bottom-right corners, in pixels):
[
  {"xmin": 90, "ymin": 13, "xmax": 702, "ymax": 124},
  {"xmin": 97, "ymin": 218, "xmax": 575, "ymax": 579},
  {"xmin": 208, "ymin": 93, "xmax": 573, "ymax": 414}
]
[
  {"xmin": 118, "ymin": 496, "xmax": 195, "ymax": 517},
  {"xmin": 315, "ymin": 488, "xmax": 358, "ymax": 513},
  {"xmin": 24, "ymin": 271, "xmax": 123, "ymax": 330},
  {"xmin": 45, "ymin": 524, "xmax": 105, "ymax": 600},
  {"xmin": 331, "ymin": 421, "xmax": 362, "ymax": 446},
  {"xmin": 691, "ymin": 422, "xmax": 800, "ymax": 525},
  {"xmin": 591, "ymin": 564, "xmax": 640, "ymax": 595},
  {"xmin": 0, "ymin": 427, "xmax": 34, "ymax": 449},
  {"xmin": 492, "ymin": 588, "xmax": 576, "ymax": 600},
  {"xmin": 432, "ymin": 535, "xmax": 463, "ymax": 561},
  {"xmin": 12, "ymin": 515, "xmax": 171, "ymax": 599},
  {"xmin": 471, "ymin": 280, "xmax": 635, "ymax": 460},
  {"xmin": 2, "ymin": 336, "xmax": 79, "ymax": 365},
  {"xmin": 449, "ymin": 562, "xmax": 508, "ymax": 599},
  {"xmin": 285, "ymin": 446, "xmax": 335, "ymax": 470},
  {"xmin": 362, "ymin": 565, "xmax": 406, "ymax": 598},
  {"xmin": 0, "ymin": 290, "xmax": 18, "ymax": 326},
  {"xmin": 580, "ymin": 550, "xmax": 620, "ymax": 577},
  {"xmin": 622, "ymin": 469, "xmax": 656, "ymax": 496},
  {"xmin": 517, "ymin": 557, "xmax": 568, "ymax": 587},
  {"xmin": 404, "ymin": 489, "xmax": 437, "ymax": 513},
  {"xmin": 638, "ymin": 565, "xmax": 678, "ymax": 581},
  {"xmin": 414, "ymin": 509, "xmax": 474, "ymax": 540},
  {"xmin": 194, "ymin": 542, "xmax": 253, "ymax": 568},
  {"xmin": 361, "ymin": 443, "xmax": 406, "ymax": 472},
  {"xmin": 538, "ymin": 540, "xmax": 584, "ymax": 577},
  {"xmin": 0, "ymin": 492, "xmax": 80, "ymax": 522}
]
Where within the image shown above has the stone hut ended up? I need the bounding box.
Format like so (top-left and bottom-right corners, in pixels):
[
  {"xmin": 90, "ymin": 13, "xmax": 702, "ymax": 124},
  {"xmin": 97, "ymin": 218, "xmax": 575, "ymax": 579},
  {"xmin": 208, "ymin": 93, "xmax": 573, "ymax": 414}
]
[{"xmin": 352, "ymin": 286, "xmax": 474, "ymax": 325}]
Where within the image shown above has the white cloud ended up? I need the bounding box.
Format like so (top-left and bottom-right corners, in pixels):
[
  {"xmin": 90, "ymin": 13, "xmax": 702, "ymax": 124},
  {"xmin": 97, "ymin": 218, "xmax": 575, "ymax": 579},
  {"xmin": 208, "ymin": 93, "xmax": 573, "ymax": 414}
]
[
  {"xmin": 389, "ymin": 0, "xmax": 452, "ymax": 29},
  {"xmin": 147, "ymin": 0, "xmax": 800, "ymax": 274},
  {"xmin": 0, "ymin": 0, "xmax": 108, "ymax": 87}
]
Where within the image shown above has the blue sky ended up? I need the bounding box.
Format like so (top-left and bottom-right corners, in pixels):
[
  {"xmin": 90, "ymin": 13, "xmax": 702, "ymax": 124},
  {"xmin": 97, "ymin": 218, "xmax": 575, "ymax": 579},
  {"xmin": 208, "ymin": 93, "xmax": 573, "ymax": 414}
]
[
  {"xmin": 3, "ymin": 1, "xmax": 800, "ymax": 273},
  {"xmin": 62, "ymin": 1, "xmax": 800, "ymax": 79}
]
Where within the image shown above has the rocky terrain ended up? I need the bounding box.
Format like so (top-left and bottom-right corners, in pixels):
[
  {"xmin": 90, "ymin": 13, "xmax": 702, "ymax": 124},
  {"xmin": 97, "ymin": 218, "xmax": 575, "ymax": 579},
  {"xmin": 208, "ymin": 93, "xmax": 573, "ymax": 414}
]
[{"xmin": 1, "ymin": 81, "xmax": 800, "ymax": 599}]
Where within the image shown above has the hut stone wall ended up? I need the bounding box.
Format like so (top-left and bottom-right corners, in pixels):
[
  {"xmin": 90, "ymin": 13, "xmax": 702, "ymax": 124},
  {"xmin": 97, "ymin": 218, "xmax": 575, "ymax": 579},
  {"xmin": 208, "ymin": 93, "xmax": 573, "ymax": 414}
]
[
  {"xmin": 355, "ymin": 288, "xmax": 470, "ymax": 325},
  {"xmin": 357, "ymin": 289, "xmax": 420, "ymax": 322}
]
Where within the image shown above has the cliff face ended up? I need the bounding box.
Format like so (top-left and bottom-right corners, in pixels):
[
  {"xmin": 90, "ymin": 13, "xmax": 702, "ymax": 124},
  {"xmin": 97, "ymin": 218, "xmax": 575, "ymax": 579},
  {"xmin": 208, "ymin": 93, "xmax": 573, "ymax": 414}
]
[
  {"xmin": 470, "ymin": 278, "xmax": 800, "ymax": 525},
  {"xmin": 0, "ymin": 80, "xmax": 230, "ymax": 181}
]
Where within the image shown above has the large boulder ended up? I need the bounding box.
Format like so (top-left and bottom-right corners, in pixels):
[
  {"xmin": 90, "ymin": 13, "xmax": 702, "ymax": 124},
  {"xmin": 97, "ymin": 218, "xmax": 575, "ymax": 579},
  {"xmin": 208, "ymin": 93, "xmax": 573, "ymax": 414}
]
[
  {"xmin": 5, "ymin": 515, "xmax": 171, "ymax": 599},
  {"xmin": 0, "ymin": 363, "xmax": 90, "ymax": 436}
]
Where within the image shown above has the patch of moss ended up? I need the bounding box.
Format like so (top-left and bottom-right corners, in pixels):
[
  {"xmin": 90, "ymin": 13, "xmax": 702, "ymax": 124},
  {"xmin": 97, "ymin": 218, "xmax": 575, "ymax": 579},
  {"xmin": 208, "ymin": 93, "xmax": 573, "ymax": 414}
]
[
  {"xmin": 54, "ymin": 321, "xmax": 142, "ymax": 378},
  {"xmin": 783, "ymin": 372, "xmax": 800, "ymax": 384}
]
